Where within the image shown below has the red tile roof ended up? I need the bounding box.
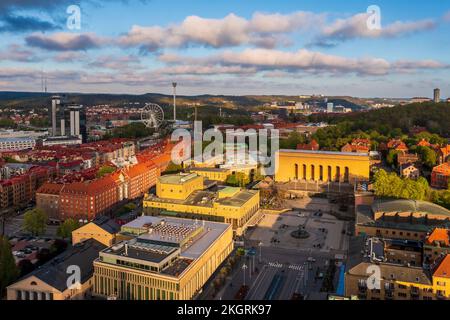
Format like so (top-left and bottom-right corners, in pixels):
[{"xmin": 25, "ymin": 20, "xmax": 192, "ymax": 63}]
[
  {"xmin": 433, "ymin": 163, "xmax": 450, "ymax": 175},
  {"xmin": 36, "ymin": 183, "xmax": 64, "ymax": 195},
  {"xmin": 433, "ymin": 255, "xmax": 450, "ymax": 278},
  {"xmin": 426, "ymin": 228, "xmax": 450, "ymax": 247}
]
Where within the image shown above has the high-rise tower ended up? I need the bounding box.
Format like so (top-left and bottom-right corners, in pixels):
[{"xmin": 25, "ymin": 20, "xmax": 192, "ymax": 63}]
[
  {"xmin": 434, "ymin": 88, "xmax": 440, "ymax": 103},
  {"xmin": 172, "ymin": 82, "xmax": 177, "ymax": 122}
]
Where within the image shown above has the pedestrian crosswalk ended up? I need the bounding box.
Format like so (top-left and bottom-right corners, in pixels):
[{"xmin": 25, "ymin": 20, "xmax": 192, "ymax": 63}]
[
  {"xmin": 268, "ymin": 262, "xmax": 283, "ymax": 268},
  {"xmin": 267, "ymin": 262, "xmax": 305, "ymax": 271},
  {"xmin": 288, "ymin": 264, "xmax": 304, "ymax": 271}
]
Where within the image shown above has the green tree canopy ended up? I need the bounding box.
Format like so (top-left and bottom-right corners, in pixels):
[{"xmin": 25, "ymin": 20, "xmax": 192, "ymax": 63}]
[
  {"xmin": 57, "ymin": 219, "xmax": 80, "ymax": 240},
  {"xmin": 226, "ymin": 172, "xmax": 249, "ymax": 187},
  {"xmin": 164, "ymin": 162, "xmax": 183, "ymax": 174},
  {"xmin": 23, "ymin": 208, "xmax": 47, "ymax": 236},
  {"xmin": 96, "ymin": 165, "xmax": 116, "ymax": 178},
  {"xmin": 416, "ymin": 146, "xmax": 437, "ymax": 169},
  {"xmin": 280, "ymin": 132, "xmax": 307, "ymax": 150},
  {"xmin": 386, "ymin": 149, "xmax": 400, "ymax": 167},
  {"xmin": 373, "ymin": 169, "xmax": 429, "ymax": 201},
  {"xmin": 0, "ymin": 236, "xmax": 19, "ymax": 295}
]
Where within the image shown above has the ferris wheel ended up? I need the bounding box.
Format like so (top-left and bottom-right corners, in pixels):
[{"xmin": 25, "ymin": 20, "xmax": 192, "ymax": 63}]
[{"xmin": 141, "ymin": 103, "xmax": 164, "ymax": 128}]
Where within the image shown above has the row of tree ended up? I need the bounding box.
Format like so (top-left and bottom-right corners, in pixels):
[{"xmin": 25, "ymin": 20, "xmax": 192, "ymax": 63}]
[
  {"xmin": 23, "ymin": 208, "xmax": 80, "ymax": 239},
  {"xmin": 373, "ymin": 169, "xmax": 450, "ymax": 209}
]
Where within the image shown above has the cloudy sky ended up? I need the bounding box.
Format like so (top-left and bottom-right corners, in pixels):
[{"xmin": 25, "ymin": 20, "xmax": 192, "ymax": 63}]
[{"xmin": 0, "ymin": 0, "xmax": 449, "ymax": 97}]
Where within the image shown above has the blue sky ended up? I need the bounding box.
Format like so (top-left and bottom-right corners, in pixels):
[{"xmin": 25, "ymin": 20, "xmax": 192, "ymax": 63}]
[{"xmin": 0, "ymin": 0, "xmax": 449, "ymax": 97}]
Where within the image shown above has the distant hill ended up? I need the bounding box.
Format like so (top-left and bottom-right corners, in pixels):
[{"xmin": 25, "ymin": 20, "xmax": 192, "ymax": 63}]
[
  {"xmin": 0, "ymin": 91, "xmax": 365, "ymax": 111},
  {"xmin": 310, "ymin": 102, "xmax": 450, "ymax": 137}
]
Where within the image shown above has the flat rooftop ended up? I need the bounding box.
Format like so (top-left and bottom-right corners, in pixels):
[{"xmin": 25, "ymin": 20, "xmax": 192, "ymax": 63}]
[
  {"xmin": 158, "ymin": 173, "xmax": 200, "ymax": 185},
  {"xmin": 356, "ymin": 204, "xmax": 450, "ymax": 232},
  {"xmin": 146, "ymin": 188, "xmax": 258, "ymax": 208},
  {"xmin": 120, "ymin": 216, "xmax": 230, "ymax": 262},
  {"xmin": 217, "ymin": 189, "xmax": 257, "ymax": 207},
  {"xmin": 189, "ymin": 167, "xmax": 230, "ymax": 173},
  {"xmin": 278, "ymin": 149, "xmax": 370, "ymax": 157},
  {"xmin": 373, "ymin": 199, "xmax": 450, "ymax": 217}
]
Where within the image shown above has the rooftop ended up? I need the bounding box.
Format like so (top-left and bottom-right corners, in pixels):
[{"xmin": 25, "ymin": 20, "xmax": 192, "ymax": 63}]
[
  {"xmin": 10, "ymin": 239, "xmax": 106, "ymax": 292},
  {"xmin": 433, "ymin": 162, "xmax": 450, "ymax": 175},
  {"xmin": 356, "ymin": 204, "xmax": 450, "ymax": 232},
  {"xmin": 102, "ymin": 216, "xmax": 230, "ymax": 277},
  {"xmin": 372, "ymin": 199, "xmax": 450, "ymax": 218},
  {"xmin": 433, "ymin": 255, "xmax": 450, "ymax": 279},
  {"xmin": 348, "ymin": 262, "xmax": 432, "ymax": 285},
  {"xmin": 426, "ymin": 228, "xmax": 450, "ymax": 247},
  {"xmin": 92, "ymin": 216, "xmax": 120, "ymax": 234},
  {"xmin": 278, "ymin": 149, "xmax": 369, "ymax": 157},
  {"xmin": 158, "ymin": 173, "xmax": 201, "ymax": 185},
  {"xmin": 189, "ymin": 167, "xmax": 230, "ymax": 173}
]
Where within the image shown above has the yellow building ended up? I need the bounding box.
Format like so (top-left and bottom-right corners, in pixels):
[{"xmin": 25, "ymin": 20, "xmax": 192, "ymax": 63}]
[
  {"xmin": 275, "ymin": 149, "xmax": 370, "ymax": 184},
  {"xmin": 345, "ymin": 255, "xmax": 450, "ymax": 300},
  {"xmin": 7, "ymin": 239, "xmax": 105, "ymax": 300},
  {"xmin": 156, "ymin": 173, "xmax": 204, "ymax": 201},
  {"xmin": 143, "ymin": 173, "xmax": 261, "ymax": 236},
  {"xmin": 72, "ymin": 216, "xmax": 121, "ymax": 246},
  {"xmin": 92, "ymin": 216, "xmax": 233, "ymax": 300},
  {"xmin": 188, "ymin": 167, "xmax": 231, "ymax": 182}
]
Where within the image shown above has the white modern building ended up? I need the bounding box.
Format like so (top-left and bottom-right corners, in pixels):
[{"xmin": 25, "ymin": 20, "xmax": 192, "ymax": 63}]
[{"xmin": 0, "ymin": 137, "xmax": 36, "ymax": 151}]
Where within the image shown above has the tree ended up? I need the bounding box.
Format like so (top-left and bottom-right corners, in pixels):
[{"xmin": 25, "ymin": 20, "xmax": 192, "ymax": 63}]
[
  {"xmin": 373, "ymin": 169, "xmax": 428, "ymax": 201},
  {"xmin": 23, "ymin": 208, "xmax": 47, "ymax": 236},
  {"xmin": 164, "ymin": 162, "xmax": 183, "ymax": 174},
  {"xmin": 416, "ymin": 146, "xmax": 437, "ymax": 169},
  {"xmin": 18, "ymin": 259, "xmax": 35, "ymax": 277},
  {"xmin": 50, "ymin": 239, "xmax": 68, "ymax": 255},
  {"xmin": 96, "ymin": 165, "xmax": 116, "ymax": 178},
  {"xmin": 57, "ymin": 219, "xmax": 80, "ymax": 239},
  {"xmin": 115, "ymin": 202, "xmax": 137, "ymax": 217},
  {"xmin": 386, "ymin": 149, "xmax": 400, "ymax": 167},
  {"xmin": 226, "ymin": 172, "xmax": 249, "ymax": 187},
  {"xmin": 280, "ymin": 132, "xmax": 307, "ymax": 150},
  {"xmin": 0, "ymin": 118, "xmax": 16, "ymax": 128},
  {"xmin": 0, "ymin": 236, "xmax": 19, "ymax": 296}
]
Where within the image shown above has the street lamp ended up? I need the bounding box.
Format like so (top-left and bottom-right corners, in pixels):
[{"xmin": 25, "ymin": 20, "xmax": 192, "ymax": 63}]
[
  {"xmin": 258, "ymin": 241, "xmax": 263, "ymax": 264},
  {"xmin": 242, "ymin": 264, "xmax": 248, "ymax": 286}
]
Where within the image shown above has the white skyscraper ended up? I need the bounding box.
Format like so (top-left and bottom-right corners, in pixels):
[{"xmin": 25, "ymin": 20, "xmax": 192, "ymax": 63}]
[{"xmin": 327, "ymin": 103, "xmax": 334, "ymax": 113}]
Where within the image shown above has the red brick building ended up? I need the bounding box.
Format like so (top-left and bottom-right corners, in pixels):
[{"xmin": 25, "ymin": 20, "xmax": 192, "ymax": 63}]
[
  {"xmin": 0, "ymin": 166, "xmax": 55, "ymax": 210},
  {"xmin": 122, "ymin": 161, "xmax": 158, "ymax": 199},
  {"xmin": 387, "ymin": 139, "xmax": 409, "ymax": 154},
  {"xmin": 36, "ymin": 183, "xmax": 64, "ymax": 219},
  {"xmin": 59, "ymin": 175, "xmax": 119, "ymax": 221},
  {"xmin": 297, "ymin": 139, "xmax": 320, "ymax": 151},
  {"xmin": 438, "ymin": 145, "xmax": 450, "ymax": 164},
  {"xmin": 431, "ymin": 163, "xmax": 450, "ymax": 189}
]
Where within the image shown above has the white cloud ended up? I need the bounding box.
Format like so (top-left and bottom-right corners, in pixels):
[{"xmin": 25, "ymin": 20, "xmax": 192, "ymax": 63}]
[
  {"xmin": 158, "ymin": 48, "xmax": 448, "ymax": 76},
  {"xmin": 0, "ymin": 44, "xmax": 42, "ymax": 62},
  {"xmin": 25, "ymin": 32, "xmax": 108, "ymax": 51},
  {"xmin": 118, "ymin": 11, "xmax": 323, "ymax": 51},
  {"xmin": 313, "ymin": 13, "xmax": 436, "ymax": 46}
]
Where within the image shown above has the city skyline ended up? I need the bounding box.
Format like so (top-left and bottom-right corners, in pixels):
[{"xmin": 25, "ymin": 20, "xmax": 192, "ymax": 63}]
[{"xmin": 0, "ymin": 1, "xmax": 450, "ymax": 97}]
